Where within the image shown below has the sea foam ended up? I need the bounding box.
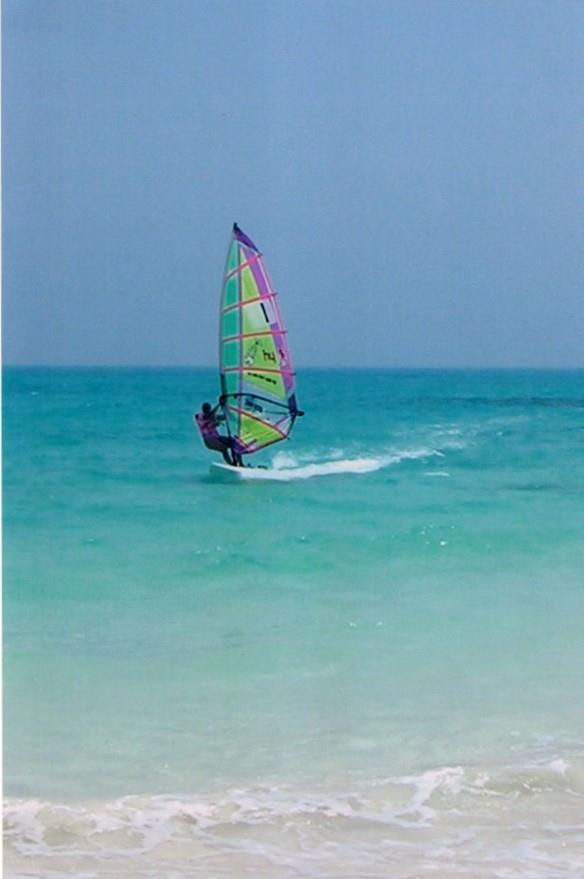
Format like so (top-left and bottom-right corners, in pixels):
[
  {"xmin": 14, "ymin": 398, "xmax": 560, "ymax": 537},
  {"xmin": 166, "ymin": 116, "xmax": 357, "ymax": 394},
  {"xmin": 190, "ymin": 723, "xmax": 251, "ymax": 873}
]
[
  {"xmin": 5, "ymin": 750, "xmax": 584, "ymax": 878},
  {"xmin": 266, "ymin": 446, "xmax": 443, "ymax": 481}
]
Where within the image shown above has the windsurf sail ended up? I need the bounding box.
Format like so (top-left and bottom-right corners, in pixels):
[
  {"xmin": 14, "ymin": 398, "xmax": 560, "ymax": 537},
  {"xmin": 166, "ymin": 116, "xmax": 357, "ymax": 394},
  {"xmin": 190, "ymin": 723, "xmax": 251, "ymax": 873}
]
[{"xmin": 218, "ymin": 223, "xmax": 301, "ymax": 456}]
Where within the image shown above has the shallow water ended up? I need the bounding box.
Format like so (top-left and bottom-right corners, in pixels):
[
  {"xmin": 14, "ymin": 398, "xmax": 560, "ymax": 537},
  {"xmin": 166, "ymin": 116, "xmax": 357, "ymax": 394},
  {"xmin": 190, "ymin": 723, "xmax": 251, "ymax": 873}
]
[{"xmin": 4, "ymin": 367, "xmax": 584, "ymax": 876}]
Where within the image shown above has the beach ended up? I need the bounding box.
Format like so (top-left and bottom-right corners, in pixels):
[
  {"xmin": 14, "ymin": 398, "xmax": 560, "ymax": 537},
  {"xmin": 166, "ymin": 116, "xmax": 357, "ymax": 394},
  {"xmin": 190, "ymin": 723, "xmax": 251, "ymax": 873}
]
[{"xmin": 4, "ymin": 367, "xmax": 584, "ymax": 877}]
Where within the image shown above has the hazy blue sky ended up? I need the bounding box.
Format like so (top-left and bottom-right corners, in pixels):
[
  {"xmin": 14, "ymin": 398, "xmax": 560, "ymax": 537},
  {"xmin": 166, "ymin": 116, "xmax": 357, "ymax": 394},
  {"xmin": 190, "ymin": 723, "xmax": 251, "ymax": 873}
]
[{"xmin": 4, "ymin": 0, "xmax": 584, "ymax": 366}]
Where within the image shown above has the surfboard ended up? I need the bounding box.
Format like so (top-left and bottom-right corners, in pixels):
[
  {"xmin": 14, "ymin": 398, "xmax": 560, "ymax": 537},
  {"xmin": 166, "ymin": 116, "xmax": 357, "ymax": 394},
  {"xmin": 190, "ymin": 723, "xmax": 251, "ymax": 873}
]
[{"xmin": 210, "ymin": 462, "xmax": 275, "ymax": 482}]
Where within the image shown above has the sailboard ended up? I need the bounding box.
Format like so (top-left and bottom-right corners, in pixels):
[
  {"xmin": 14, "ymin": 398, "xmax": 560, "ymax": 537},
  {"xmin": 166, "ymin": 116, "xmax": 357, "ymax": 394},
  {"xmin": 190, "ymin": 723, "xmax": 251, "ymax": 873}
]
[
  {"xmin": 210, "ymin": 461, "xmax": 278, "ymax": 481},
  {"xmin": 212, "ymin": 223, "xmax": 302, "ymax": 472}
]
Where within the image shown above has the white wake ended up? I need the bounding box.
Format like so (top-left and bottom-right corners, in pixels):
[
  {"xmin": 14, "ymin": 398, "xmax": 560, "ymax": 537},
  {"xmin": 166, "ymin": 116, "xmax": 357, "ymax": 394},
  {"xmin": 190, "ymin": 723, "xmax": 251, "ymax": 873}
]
[{"xmin": 259, "ymin": 447, "xmax": 442, "ymax": 481}]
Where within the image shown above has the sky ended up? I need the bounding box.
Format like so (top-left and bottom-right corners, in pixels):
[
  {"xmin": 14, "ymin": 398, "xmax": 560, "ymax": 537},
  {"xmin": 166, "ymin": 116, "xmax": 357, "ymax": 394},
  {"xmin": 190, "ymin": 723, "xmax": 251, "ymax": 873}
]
[{"xmin": 3, "ymin": 0, "xmax": 584, "ymax": 367}]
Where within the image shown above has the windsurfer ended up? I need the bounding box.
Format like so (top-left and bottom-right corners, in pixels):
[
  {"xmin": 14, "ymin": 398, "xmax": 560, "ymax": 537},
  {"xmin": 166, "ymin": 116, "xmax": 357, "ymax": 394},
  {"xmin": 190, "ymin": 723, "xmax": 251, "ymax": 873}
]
[{"xmin": 194, "ymin": 402, "xmax": 243, "ymax": 466}]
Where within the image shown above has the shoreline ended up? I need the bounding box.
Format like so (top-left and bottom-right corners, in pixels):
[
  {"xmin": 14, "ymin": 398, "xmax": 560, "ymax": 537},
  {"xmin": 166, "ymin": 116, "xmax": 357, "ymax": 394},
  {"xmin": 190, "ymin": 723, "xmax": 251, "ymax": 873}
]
[{"xmin": 6, "ymin": 743, "xmax": 584, "ymax": 878}]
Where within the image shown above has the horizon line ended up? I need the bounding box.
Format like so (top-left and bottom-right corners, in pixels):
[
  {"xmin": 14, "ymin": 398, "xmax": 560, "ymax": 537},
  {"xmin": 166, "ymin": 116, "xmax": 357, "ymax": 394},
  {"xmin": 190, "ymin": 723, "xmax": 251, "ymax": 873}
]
[{"xmin": 3, "ymin": 363, "xmax": 584, "ymax": 371}]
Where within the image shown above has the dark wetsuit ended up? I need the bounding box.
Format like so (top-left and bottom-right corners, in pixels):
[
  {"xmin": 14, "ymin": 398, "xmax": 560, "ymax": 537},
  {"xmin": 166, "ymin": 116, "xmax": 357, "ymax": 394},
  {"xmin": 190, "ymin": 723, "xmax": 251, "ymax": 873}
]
[{"xmin": 194, "ymin": 407, "xmax": 243, "ymax": 466}]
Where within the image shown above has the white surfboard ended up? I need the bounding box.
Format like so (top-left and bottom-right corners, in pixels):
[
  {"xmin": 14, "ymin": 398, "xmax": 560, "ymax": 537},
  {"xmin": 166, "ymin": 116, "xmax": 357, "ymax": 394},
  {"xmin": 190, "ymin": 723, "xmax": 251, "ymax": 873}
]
[
  {"xmin": 210, "ymin": 462, "xmax": 274, "ymax": 482},
  {"xmin": 210, "ymin": 457, "xmax": 383, "ymax": 483}
]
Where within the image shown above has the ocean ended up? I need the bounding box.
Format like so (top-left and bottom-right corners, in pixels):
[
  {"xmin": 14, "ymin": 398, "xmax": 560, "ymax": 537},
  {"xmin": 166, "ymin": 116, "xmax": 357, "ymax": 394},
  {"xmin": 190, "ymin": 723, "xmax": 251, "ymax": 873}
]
[{"xmin": 4, "ymin": 367, "xmax": 584, "ymax": 878}]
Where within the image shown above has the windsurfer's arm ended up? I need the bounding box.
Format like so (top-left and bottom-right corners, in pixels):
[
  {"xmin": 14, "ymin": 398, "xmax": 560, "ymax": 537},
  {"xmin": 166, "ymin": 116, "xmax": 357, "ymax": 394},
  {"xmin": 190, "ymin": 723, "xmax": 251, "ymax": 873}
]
[{"xmin": 212, "ymin": 401, "xmax": 226, "ymax": 423}]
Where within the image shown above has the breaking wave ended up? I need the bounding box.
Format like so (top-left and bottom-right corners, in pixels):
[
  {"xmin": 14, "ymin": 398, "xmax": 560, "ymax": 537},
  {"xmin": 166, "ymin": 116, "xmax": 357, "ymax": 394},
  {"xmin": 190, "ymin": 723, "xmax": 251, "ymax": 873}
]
[{"xmin": 5, "ymin": 750, "xmax": 584, "ymax": 878}]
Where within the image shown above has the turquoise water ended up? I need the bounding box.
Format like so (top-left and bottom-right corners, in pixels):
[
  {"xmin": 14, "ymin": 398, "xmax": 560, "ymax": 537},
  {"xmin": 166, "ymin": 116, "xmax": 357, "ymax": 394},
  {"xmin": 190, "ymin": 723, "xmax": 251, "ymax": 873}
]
[{"xmin": 4, "ymin": 367, "xmax": 584, "ymax": 877}]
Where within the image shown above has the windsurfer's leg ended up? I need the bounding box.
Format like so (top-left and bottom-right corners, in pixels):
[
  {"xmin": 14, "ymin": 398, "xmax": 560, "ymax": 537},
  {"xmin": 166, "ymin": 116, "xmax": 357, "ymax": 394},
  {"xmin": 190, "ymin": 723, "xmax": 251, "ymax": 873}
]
[
  {"xmin": 227, "ymin": 439, "xmax": 241, "ymax": 466},
  {"xmin": 206, "ymin": 436, "xmax": 233, "ymax": 465},
  {"xmin": 219, "ymin": 438, "xmax": 237, "ymax": 465}
]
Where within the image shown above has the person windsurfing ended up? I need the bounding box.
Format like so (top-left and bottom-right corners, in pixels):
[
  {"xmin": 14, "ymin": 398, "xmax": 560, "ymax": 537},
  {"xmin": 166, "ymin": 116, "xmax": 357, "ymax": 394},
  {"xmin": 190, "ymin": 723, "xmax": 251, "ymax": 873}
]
[{"xmin": 194, "ymin": 401, "xmax": 243, "ymax": 466}]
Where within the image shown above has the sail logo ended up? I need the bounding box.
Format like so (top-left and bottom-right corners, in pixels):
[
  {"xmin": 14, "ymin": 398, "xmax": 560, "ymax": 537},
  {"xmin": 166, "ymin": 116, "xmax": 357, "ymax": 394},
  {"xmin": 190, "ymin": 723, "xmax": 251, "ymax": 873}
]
[
  {"xmin": 244, "ymin": 339, "xmax": 278, "ymax": 366},
  {"xmin": 244, "ymin": 397, "xmax": 263, "ymax": 413},
  {"xmin": 244, "ymin": 340, "xmax": 261, "ymax": 366}
]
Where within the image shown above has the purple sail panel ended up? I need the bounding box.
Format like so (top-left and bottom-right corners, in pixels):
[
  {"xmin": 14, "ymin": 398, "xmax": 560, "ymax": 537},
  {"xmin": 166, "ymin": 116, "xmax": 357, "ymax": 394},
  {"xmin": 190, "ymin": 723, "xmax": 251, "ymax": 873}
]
[
  {"xmin": 232, "ymin": 222, "xmax": 259, "ymax": 252},
  {"xmin": 254, "ymin": 256, "xmax": 295, "ymax": 396}
]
